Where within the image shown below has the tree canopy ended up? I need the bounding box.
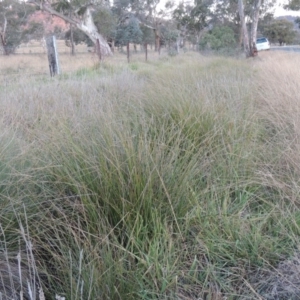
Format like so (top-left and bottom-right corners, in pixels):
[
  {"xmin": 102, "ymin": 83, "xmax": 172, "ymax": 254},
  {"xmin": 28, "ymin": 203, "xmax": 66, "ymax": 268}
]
[
  {"xmin": 0, "ymin": 0, "xmax": 280, "ymax": 57},
  {"xmin": 27, "ymin": 0, "xmax": 113, "ymax": 56},
  {"xmin": 200, "ymin": 25, "xmax": 237, "ymax": 50},
  {"xmin": 263, "ymin": 19, "xmax": 296, "ymax": 45},
  {"xmin": 116, "ymin": 16, "xmax": 143, "ymax": 46},
  {"xmin": 0, "ymin": 0, "xmax": 35, "ymax": 54}
]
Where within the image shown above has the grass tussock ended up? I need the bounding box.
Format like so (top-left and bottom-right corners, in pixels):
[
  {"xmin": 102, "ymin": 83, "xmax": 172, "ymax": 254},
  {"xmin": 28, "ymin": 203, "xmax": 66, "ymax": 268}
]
[{"xmin": 0, "ymin": 51, "xmax": 300, "ymax": 299}]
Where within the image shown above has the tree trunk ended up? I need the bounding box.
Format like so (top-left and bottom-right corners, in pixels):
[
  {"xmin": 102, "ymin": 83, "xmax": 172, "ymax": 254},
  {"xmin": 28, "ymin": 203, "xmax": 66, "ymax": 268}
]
[
  {"xmin": 176, "ymin": 32, "xmax": 181, "ymax": 54},
  {"xmin": 250, "ymin": 0, "xmax": 261, "ymax": 56},
  {"xmin": 0, "ymin": 15, "xmax": 9, "ymax": 55},
  {"xmin": 1, "ymin": 42, "xmax": 11, "ymax": 55},
  {"xmin": 239, "ymin": 25, "xmax": 243, "ymax": 47},
  {"xmin": 238, "ymin": 0, "xmax": 251, "ymax": 57},
  {"xmin": 154, "ymin": 29, "xmax": 160, "ymax": 54},
  {"xmin": 96, "ymin": 39, "xmax": 102, "ymax": 61},
  {"xmin": 111, "ymin": 39, "xmax": 115, "ymax": 53},
  {"xmin": 145, "ymin": 43, "xmax": 148, "ymax": 61},
  {"xmin": 196, "ymin": 35, "xmax": 200, "ymax": 51},
  {"xmin": 127, "ymin": 42, "xmax": 130, "ymax": 63},
  {"xmin": 70, "ymin": 24, "xmax": 75, "ymax": 55},
  {"xmin": 77, "ymin": 7, "xmax": 111, "ymax": 56},
  {"xmin": 0, "ymin": 34, "xmax": 8, "ymax": 55}
]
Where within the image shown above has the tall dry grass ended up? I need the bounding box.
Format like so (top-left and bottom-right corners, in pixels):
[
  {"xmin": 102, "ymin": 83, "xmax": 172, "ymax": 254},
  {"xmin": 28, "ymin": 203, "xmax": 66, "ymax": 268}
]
[
  {"xmin": 254, "ymin": 52, "xmax": 300, "ymax": 207},
  {"xmin": 0, "ymin": 51, "xmax": 300, "ymax": 299}
]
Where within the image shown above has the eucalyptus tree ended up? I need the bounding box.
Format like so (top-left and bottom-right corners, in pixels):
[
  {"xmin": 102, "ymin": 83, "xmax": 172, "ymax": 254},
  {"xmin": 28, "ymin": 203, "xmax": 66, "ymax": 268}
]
[
  {"xmin": 112, "ymin": 0, "xmax": 171, "ymax": 53},
  {"xmin": 200, "ymin": 25, "xmax": 237, "ymax": 50},
  {"xmin": 138, "ymin": 0, "xmax": 164, "ymax": 52},
  {"xmin": 160, "ymin": 22, "xmax": 178, "ymax": 52},
  {"xmin": 207, "ymin": 0, "xmax": 274, "ymax": 57},
  {"xmin": 173, "ymin": 0, "xmax": 211, "ymax": 50},
  {"xmin": 285, "ymin": 0, "xmax": 300, "ymax": 10},
  {"xmin": 0, "ymin": 0, "xmax": 35, "ymax": 55},
  {"xmin": 28, "ymin": 0, "xmax": 112, "ymax": 57},
  {"xmin": 172, "ymin": 3, "xmax": 193, "ymax": 50},
  {"xmin": 63, "ymin": 6, "xmax": 117, "ymax": 54},
  {"xmin": 93, "ymin": 6, "xmax": 117, "ymax": 51},
  {"xmin": 115, "ymin": 16, "xmax": 142, "ymax": 62},
  {"xmin": 264, "ymin": 19, "xmax": 296, "ymax": 45},
  {"xmin": 139, "ymin": 1, "xmax": 175, "ymax": 53},
  {"xmin": 141, "ymin": 25, "xmax": 154, "ymax": 60},
  {"xmin": 257, "ymin": 12, "xmax": 274, "ymax": 35},
  {"xmin": 238, "ymin": 0, "xmax": 251, "ymax": 55},
  {"xmin": 65, "ymin": 27, "xmax": 92, "ymax": 51},
  {"xmin": 237, "ymin": 0, "xmax": 277, "ymax": 56},
  {"xmin": 210, "ymin": 0, "xmax": 241, "ymax": 43}
]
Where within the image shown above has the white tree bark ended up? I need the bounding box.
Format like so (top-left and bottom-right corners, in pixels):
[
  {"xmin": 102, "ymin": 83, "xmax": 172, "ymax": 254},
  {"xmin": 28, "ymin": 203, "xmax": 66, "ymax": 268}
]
[
  {"xmin": 76, "ymin": 7, "xmax": 112, "ymax": 56},
  {"xmin": 238, "ymin": 0, "xmax": 262, "ymax": 57},
  {"xmin": 35, "ymin": 3, "xmax": 112, "ymax": 57},
  {"xmin": 238, "ymin": 0, "xmax": 251, "ymax": 57},
  {"xmin": 0, "ymin": 15, "xmax": 8, "ymax": 54},
  {"xmin": 250, "ymin": 0, "xmax": 262, "ymax": 54}
]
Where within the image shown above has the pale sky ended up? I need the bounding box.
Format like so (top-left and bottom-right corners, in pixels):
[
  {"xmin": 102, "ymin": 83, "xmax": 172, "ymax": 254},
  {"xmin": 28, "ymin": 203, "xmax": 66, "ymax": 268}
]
[
  {"xmin": 274, "ymin": 6, "xmax": 300, "ymax": 16},
  {"xmin": 274, "ymin": 0, "xmax": 300, "ymax": 16},
  {"xmin": 158, "ymin": 0, "xmax": 300, "ymax": 17}
]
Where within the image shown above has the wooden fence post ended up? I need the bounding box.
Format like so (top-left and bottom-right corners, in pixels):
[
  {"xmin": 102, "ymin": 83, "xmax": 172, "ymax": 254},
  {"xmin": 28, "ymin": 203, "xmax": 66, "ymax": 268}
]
[
  {"xmin": 96, "ymin": 39, "xmax": 102, "ymax": 61},
  {"xmin": 46, "ymin": 35, "xmax": 60, "ymax": 76}
]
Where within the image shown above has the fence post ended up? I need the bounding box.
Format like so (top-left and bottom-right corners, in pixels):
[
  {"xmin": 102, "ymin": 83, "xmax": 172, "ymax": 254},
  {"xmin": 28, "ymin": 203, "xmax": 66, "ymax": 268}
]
[
  {"xmin": 46, "ymin": 35, "xmax": 60, "ymax": 76},
  {"xmin": 96, "ymin": 39, "xmax": 102, "ymax": 61}
]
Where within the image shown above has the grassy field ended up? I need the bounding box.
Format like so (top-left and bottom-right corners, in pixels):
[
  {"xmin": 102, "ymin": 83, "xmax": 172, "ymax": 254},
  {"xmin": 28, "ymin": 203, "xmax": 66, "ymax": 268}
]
[
  {"xmin": 1, "ymin": 41, "xmax": 161, "ymax": 76},
  {"xmin": 0, "ymin": 50, "xmax": 300, "ymax": 299}
]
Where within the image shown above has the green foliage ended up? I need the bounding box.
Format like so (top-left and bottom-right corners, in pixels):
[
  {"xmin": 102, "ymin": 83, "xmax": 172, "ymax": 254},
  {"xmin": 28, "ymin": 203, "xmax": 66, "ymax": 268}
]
[
  {"xmin": 93, "ymin": 7, "xmax": 117, "ymax": 40},
  {"xmin": 200, "ymin": 25, "xmax": 237, "ymax": 50},
  {"xmin": 116, "ymin": 17, "xmax": 143, "ymax": 46},
  {"xmin": 210, "ymin": 0, "xmax": 276, "ymax": 50},
  {"xmin": 190, "ymin": 0, "xmax": 211, "ymax": 32},
  {"xmin": 141, "ymin": 26, "xmax": 154, "ymax": 44},
  {"xmin": 64, "ymin": 4, "xmax": 117, "ymax": 48},
  {"xmin": 263, "ymin": 19, "xmax": 296, "ymax": 45},
  {"xmin": 172, "ymin": 0, "xmax": 210, "ymax": 48},
  {"xmin": 22, "ymin": 22, "xmax": 45, "ymax": 43},
  {"xmin": 65, "ymin": 27, "xmax": 93, "ymax": 46},
  {"xmin": 173, "ymin": 3, "xmax": 193, "ymax": 29},
  {"xmin": 285, "ymin": 0, "xmax": 300, "ymax": 11},
  {"xmin": 0, "ymin": 0, "xmax": 35, "ymax": 54},
  {"xmin": 52, "ymin": 0, "xmax": 72, "ymax": 13},
  {"xmin": 258, "ymin": 12, "xmax": 275, "ymax": 34},
  {"xmin": 173, "ymin": 1, "xmax": 210, "ymax": 33},
  {"xmin": 295, "ymin": 16, "xmax": 300, "ymax": 28}
]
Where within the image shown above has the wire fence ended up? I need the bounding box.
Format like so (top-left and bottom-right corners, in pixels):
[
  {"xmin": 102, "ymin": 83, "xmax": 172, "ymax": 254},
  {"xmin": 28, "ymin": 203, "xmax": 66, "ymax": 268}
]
[
  {"xmin": 0, "ymin": 39, "xmax": 101, "ymax": 79},
  {"xmin": 0, "ymin": 40, "xmax": 92, "ymax": 56},
  {"xmin": 0, "ymin": 39, "xmax": 196, "ymax": 79}
]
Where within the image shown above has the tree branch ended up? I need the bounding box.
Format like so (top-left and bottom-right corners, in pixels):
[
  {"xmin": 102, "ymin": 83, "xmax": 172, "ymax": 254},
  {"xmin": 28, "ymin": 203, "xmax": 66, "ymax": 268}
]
[
  {"xmin": 3, "ymin": 15, "xmax": 7, "ymax": 35},
  {"xmin": 138, "ymin": 21, "xmax": 155, "ymax": 30},
  {"xmin": 28, "ymin": 0, "xmax": 78, "ymax": 26}
]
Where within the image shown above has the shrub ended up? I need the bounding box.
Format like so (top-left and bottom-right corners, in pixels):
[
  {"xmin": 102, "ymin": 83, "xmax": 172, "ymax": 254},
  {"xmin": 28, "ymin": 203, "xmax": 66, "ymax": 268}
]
[{"xmin": 200, "ymin": 25, "xmax": 237, "ymax": 51}]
